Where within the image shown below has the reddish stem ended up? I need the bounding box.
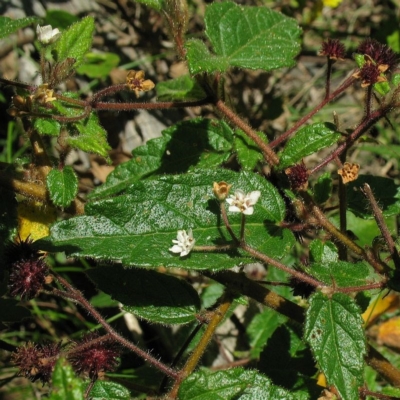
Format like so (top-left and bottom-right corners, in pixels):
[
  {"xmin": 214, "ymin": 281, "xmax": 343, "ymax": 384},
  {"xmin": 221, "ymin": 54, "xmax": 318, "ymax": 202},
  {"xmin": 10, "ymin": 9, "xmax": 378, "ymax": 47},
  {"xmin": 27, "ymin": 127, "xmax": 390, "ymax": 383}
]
[{"xmin": 269, "ymin": 75, "xmax": 356, "ymax": 149}]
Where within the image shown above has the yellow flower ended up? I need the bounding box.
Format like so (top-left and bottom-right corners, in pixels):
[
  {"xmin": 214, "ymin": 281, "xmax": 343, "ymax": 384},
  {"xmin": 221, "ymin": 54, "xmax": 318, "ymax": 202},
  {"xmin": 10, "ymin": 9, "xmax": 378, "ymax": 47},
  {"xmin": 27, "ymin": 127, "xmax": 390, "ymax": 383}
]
[
  {"xmin": 126, "ymin": 70, "xmax": 155, "ymax": 97},
  {"xmin": 323, "ymin": 0, "xmax": 343, "ymax": 8}
]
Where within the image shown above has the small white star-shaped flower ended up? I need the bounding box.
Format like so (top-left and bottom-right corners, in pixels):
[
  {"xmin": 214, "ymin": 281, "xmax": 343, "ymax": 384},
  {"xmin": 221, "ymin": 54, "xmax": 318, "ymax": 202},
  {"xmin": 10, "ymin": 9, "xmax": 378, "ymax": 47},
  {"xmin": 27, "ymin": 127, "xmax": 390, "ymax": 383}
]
[
  {"xmin": 36, "ymin": 25, "xmax": 61, "ymax": 44},
  {"xmin": 169, "ymin": 229, "xmax": 195, "ymax": 257},
  {"xmin": 226, "ymin": 190, "xmax": 261, "ymax": 215}
]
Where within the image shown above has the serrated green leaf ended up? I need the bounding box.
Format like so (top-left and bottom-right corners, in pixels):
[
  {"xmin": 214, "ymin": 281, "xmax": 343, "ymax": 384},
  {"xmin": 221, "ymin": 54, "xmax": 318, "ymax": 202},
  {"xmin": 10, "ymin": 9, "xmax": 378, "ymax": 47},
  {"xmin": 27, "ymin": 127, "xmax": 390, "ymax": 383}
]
[
  {"xmin": 89, "ymin": 136, "xmax": 168, "ymax": 199},
  {"xmin": 309, "ymin": 239, "xmax": 338, "ymax": 263},
  {"xmin": 313, "ymin": 172, "xmax": 332, "ymax": 204},
  {"xmin": 186, "ymin": 2, "xmax": 301, "ymax": 74},
  {"xmin": 86, "ymin": 266, "xmax": 201, "ymax": 324},
  {"xmin": 34, "ymin": 118, "xmax": 61, "ymax": 136},
  {"xmin": 306, "ymin": 260, "xmax": 376, "ymax": 288},
  {"xmin": 53, "ymin": 17, "xmax": 95, "ymax": 66},
  {"xmin": 0, "ymin": 299, "xmax": 31, "ymax": 322},
  {"xmin": 247, "ymin": 309, "xmax": 284, "ymax": 358},
  {"xmin": 304, "ymin": 292, "xmax": 366, "ymax": 400},
  {"xmin": 258, "ymin": 323, "xmax": 317, "ymax": 394},
  {"xmin": 0, "ymin": 16, "xmax": 40, "ymax": 39},
  {"xmin": 46, "ymin": 166, "xmax": 78, "ymax": 207},
  {"xmin": 76, "ymin": 52, "xmax": 120, "ymax": 79},
  {"xmin": 234, "ymin": 130, "xmax": 265, "ymax": 171},
  {"xmin": 39, "ymin": 169, "xmax": 291, "ymax": 270},
  {"xmin": 347, "ymin": 175, "xmax": 400, "ymax": 219},
  {"xmin": 156, "ymin": 75, "xmax": 206, "ymax": 101},
  {"xmin": 49, "ymin": 358, "xmax": 84, "ymax": 400},
  {"xmin": 84, "ymin": 380, "xmax": 130, "ymax": 400},
  {"xmin": 67, "ymin": 113, "xmax": 111, "ymax": 159},
  {"xmin": 179, "ymin": 367, "xmax": 295, "ymax": 400},
  {"xmin": 89, "ymin": 118, "xmax": 234, "ymax": 199},
  {"xmin": 279, "ymin": 123, "xmax": 341, "ymax": 169}
]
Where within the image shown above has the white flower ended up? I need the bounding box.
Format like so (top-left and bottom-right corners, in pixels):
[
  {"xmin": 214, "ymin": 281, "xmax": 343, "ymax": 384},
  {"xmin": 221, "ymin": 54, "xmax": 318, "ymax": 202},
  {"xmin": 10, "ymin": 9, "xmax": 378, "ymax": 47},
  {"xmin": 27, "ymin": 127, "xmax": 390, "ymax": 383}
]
[
  {"xmin": 226, "ymin": 189, "xmax": 261, "ymax": 215},
  {"xmin": 169, "ymin": 229, "xmax": 195, "ymax": 257},
  {"xmin": 36, "ymin": 25, "xmax": 61, "ymax": 44}
]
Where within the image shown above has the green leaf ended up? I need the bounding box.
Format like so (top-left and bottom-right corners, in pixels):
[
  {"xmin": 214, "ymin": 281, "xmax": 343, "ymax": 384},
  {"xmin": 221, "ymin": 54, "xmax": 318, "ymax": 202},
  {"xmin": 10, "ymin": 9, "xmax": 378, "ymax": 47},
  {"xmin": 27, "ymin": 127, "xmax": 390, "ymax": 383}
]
[
  {"xmin": 374, "ymin": 80, "xmax": 391, "ymax": 96},
  {"xmin": 306, "ymin": 261, "xmax": 376, "ymax": 288},
  {"xmin": 0, "ymin": 299, "xmax": 31, "ymax": 322},
  {"xmin": 68, "ymin": 113, "xmax": 111, "ymax": 159},
  {"xmin": 347, "ymin": 175, "xmax": 400, "ymax": 219},
  {"xmin": 89, "ymin": 118, "xmax": 234, "ymax": 199},
  {"xmin": 258, "ymin": 323, "xmax": 317, "ymax": 394},
  {"xmin": 247, "ymin": 308, "xmax": 284, "ymax": 358},
  {"xmin": 39, "ymin": 169, "xmax": 292, "ymax": 270},
  {"xmin": 34, "ymin": 118, "xmax": 61, "ymax": 136},
  {"xmin": 309, "ymin": 239, "xmax": 338, "ymax": 263},
  {"xmin": 90, "ymin": 292, "xmax": 119, "ymax": 308},
  {"xmin": 76, "ymin": 52, "xmax": 120, "ymax": 79},
  {"xmin": 86, "ymin": 266, "xmax": 201, "ymax": 324},
  {"xmin": 46, "ymin": 166, "xmax": 78, "ymax": 207},
  {"xmin": 304, "ymin": 292, "xmax": 366, "ymax": 400},
  {"xmin": 234, "ymin": 130, "xmax": 265, "ymax": 171},
  {"xmin": 178, "ymin": 367, "xmax": 296, "ymax": 399},
  {"xmin": 49, "ymin": 358, "xmax": 84, "ymax": 400},
  {"xmin": 85, "ymin": 380, "xmax": 131, "ymax": 400},
  {"xmin": 156, "ymin": 75, "xmax": 206, "ymax": 101},
  {"xmin": 313, "ymin": 172, "xmax": 332, "ymax": 204},
  {"xmin": 0, "ymin": 16, "xmax": 40, "ymax": 39},
  {"xmin": 44, "ymin": 10, "xmax": 79, "ymax": 30},
  {"xmin": 392, "ymin": 73, "xmax": 400, "ymax": 86},
  {"xmin": 160, "ymin": 118, "xmax": 233, "ymax": 173},
  {"xmin": 186, "ymin": 2, "xmax": 301, "ymax": 74},
  {"xmin": 279, "ymin": 123, "xmax": 341, "ymax": 169},
  {"xmin": 89, "ymin": 136, "xmax": 168, "ymax": 199},
  {"xmin": 53, "ymin": 16, "xmax": 95, "ymax": 66}
]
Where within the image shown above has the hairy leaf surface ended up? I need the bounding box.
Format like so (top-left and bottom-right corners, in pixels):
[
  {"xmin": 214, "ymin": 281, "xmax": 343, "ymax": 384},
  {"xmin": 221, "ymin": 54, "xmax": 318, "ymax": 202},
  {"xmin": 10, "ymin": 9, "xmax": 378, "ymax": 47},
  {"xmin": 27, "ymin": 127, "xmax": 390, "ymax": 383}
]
[
  {"xmin": 40, "ymin": 170, "xmax": 293, "ymax": 270},
  {"xmin": 178, "ymin": 367, "xmax": 296, "ymax": 399},
  {"xmin": 305, "ymin": 293, "xmax": 366, "ymax": 400},
  {"xmin": 186, "ymin": 2, "xmax": 301, "ymax": 74}
]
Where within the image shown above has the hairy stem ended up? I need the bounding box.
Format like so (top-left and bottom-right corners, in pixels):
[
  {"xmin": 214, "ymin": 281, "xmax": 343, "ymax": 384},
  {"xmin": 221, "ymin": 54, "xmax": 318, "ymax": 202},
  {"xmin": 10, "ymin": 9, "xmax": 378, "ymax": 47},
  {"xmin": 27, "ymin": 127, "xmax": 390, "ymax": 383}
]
[
  {"xmin": 270, "ymin": 74, "xmax": 356, "ymax": 149},
  {"xmin": 362, "ymin": 183, "xmax": 400, "ymax": 269},
  {"xmin": 52, "ymin": 273, "xmax": 178, "ymax": 379}
]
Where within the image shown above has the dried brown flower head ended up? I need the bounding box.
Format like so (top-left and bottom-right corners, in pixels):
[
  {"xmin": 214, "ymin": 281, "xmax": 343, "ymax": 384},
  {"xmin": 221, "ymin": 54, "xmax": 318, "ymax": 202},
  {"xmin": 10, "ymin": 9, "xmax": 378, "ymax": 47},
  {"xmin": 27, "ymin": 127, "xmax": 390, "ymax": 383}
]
[
  {"xmin": 126, "ymin": 70, "xmax": 155, "ymax": 97},
  {"xmin": 213, "ymin": 181, "xmax": 232, "ymax": 201},
  {"xmin": 338, "ymin": 162, "xmax": 360, "ymax": 184}
]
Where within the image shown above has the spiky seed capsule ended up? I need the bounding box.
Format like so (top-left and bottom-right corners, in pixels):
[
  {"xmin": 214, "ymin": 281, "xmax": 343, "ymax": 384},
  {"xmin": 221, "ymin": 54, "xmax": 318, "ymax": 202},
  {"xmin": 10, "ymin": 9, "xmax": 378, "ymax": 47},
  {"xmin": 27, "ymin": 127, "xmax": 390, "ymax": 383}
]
[
  {"xmin": 357, "ymin": 38, "xmax": 398, "ymax": 71},
  {"xmin": 11, "ymin": 342, "xmax": 60, "ymax": 384},
  {"xmin": 67, "ymin": 332, "xmax": 120, "ymax": 380},
  {"xmin": 4, "ymin": 237, "xmax": 42, "ymax": 269},
  {"xmin": 8, "ymin": 258, "xmax": 49, "ymax": 299},
  {"xmin": 319, "ymin": 38, "xmax": 346, "ymax": 60},
  {"xmin": 285, "ymin": 162, "xmax": 309, "ymax": 191}
]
